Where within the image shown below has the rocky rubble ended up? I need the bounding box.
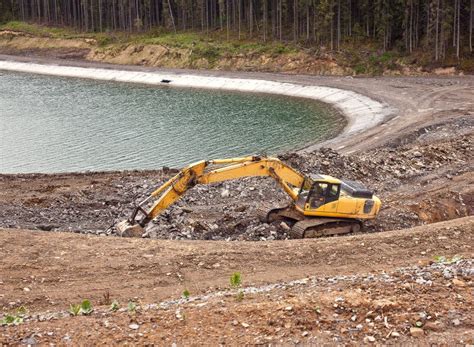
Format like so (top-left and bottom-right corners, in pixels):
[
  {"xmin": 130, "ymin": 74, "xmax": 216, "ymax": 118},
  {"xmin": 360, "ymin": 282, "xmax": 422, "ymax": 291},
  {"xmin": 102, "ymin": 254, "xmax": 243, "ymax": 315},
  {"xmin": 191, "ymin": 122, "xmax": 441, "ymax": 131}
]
[{"xmin": 141, "ymin": 120, "xmax": 472, "ymax": 240}]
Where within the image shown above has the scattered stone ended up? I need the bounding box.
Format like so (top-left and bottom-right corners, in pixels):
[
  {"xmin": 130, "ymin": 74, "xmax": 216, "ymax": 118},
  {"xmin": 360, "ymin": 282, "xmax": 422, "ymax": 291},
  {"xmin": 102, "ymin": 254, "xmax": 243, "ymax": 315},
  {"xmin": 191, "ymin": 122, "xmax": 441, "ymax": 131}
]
[
  {"xmin": 21, "ymin": 336, "xmax": 37, "ymax": 345},
  {"xmin": 129, "ymin": 323, "xmax": 139, "ymax": 330},
  {"xmin": 410, "ymin": 327, "xmax": 424, "ymax": 337},
  {"xmin": 443, "ymin": 268, "xmax": 455, "ymax": 279},
  {"xmin": 424, "ymin": 321, "xmax": 444, "ymax": 331},
  {"xmin": 364, "ymin": 336, "xmax": 376, "ymax": 343},
  {"xmin": 452, "ymin": 278, "xmax": 467, "ymax": 287}
]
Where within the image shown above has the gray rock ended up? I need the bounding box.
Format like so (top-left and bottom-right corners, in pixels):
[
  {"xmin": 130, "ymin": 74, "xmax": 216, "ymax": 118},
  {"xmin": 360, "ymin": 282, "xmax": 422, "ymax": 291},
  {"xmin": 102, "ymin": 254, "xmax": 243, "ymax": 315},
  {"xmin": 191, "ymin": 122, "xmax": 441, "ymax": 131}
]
[{"xmin": 21, "ymin": 336, "xmax": 37, "ymax": 345}]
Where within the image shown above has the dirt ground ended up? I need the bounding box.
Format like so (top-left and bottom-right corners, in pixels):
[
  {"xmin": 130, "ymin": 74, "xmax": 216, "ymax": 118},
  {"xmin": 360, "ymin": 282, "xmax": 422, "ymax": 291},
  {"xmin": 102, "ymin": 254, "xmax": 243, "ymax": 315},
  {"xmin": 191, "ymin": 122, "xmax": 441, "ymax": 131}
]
[
  {"xmin": 0, "ymin": 217, "xmax": 473, "ymax": 344},
  {"xmin": 0, "ymin": 55, "xmax": 473, "ymax": 344}
]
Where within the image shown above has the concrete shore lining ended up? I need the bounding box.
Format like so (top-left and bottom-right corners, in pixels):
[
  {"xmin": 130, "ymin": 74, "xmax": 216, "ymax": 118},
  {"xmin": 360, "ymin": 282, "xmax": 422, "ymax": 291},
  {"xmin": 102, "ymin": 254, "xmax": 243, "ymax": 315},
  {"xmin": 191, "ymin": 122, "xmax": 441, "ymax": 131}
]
[{"xmin": 0, "ymin": 60, "xmax": 395, "ymax": 148}]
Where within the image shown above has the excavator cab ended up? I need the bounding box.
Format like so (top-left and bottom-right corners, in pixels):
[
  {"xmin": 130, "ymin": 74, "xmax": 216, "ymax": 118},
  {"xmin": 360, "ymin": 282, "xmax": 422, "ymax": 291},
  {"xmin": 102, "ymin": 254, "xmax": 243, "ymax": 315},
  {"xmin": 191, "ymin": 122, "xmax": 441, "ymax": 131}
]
[
  {"xmin": 295, "ymin": 175, "xmax": 342, "ymax": 211},
  {"xmin": 306, "ymin": 181, "xmax": 340, "ymax": 209},
  {"xmin": 293, "ymin": 174, "xmax": 380, "ymax": 221}
]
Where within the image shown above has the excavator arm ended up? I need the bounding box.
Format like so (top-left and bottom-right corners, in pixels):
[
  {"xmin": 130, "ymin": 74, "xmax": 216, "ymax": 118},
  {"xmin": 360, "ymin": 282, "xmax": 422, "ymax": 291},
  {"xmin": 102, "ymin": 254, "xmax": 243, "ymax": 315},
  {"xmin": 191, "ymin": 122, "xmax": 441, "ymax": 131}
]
[{"xmin": 116, "ymin": 156, "xmax": 308, "ymax": 236}]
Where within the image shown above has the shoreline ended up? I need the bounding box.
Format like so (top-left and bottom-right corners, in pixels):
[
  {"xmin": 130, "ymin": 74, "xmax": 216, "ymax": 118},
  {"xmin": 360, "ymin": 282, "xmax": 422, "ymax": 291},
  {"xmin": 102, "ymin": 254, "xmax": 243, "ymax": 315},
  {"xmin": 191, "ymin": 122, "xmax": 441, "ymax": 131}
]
[{"xmin": 0, "ymin": 55, "xmax": 394, "ymax": 157}]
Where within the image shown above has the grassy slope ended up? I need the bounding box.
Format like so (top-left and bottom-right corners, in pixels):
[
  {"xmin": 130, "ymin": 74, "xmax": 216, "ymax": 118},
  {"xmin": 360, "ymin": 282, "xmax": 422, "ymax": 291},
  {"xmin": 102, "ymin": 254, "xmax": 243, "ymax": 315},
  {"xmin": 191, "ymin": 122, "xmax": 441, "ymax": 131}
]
[{"xmin": 1, "ymin": 21, "xmax": 473, "ymax": 75}]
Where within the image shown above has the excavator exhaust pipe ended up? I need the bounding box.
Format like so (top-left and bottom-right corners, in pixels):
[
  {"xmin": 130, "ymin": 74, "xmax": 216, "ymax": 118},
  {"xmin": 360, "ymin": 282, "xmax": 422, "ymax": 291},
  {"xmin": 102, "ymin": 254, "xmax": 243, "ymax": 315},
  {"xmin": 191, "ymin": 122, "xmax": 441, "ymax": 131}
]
[{"xmin": 116, "ymin": 220, "xmax": 145, "ymax": 238}]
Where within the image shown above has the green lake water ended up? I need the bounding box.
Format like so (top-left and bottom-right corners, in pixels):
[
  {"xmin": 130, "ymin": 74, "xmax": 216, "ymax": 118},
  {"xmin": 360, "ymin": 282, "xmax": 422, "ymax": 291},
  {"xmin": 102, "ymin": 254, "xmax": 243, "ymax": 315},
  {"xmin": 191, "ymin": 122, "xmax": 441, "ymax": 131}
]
[{"xmin": 0, "ymin": 71, "xmax": 343, "ymax": 173}]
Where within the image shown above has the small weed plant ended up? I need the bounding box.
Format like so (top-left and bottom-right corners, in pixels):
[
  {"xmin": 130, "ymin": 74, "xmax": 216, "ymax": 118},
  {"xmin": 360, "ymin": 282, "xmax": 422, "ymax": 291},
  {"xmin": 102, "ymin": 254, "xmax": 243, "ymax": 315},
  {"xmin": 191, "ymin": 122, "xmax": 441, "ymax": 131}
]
[
  {"xmin": 434, "ymin": 255, "xmax": 463, "ymax": 264},
  {"xmin": 110, "ymin": 300, "xmax": 120, "ymax": 312},
  {"xmin": 0, "ymin": 307, "xmax": 27, "ymax": 326},
  {"xmin": 1, "ymin": 314, "xmax": 23, "ymax": 326},
  {"xmin": 230, "ymin": 272, "xmax": 242, "ymax": 288},
  {"xmin": 230, "ymin": 272, "xmax": 244, "ymax": 301},
  {"xmin": 69, "ymin": 300, "xmax": 93, "ymax": 316},
  {"xmin": 69, "ymin": 304, "xmax": 81, "ymax": 316},
  {"xmin": 127, "ymin": 301, "xmax": 137, "ymax": 313}
]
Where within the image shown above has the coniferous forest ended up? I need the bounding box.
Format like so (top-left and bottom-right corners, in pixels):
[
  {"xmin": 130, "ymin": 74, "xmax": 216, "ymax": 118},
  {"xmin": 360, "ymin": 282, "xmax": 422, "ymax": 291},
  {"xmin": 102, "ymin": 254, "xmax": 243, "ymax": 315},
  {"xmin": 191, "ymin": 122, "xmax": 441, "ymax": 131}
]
[{"xmin": 0, "ymin": 0, "xmax": 473, "ymax": 61}]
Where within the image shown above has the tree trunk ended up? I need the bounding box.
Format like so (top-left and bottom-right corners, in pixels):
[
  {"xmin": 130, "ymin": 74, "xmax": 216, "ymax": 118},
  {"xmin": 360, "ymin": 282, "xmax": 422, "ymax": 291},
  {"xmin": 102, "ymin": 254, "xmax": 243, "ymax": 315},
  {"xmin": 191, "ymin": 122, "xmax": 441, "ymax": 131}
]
[
  {"xmin": 330, "ymin": 0, "xmax": 334, "ymax": 50},
  {"xmin": 453, "ymin": 0, "xmax": 457, "ymax": 47},
  {"xmin": 227, "ymin": 0, "xmax": 230, "ymax": 39},
  {"xmin": 471, "ymin": 0, "xmax": 473, "ymax": 52},
  {"xmin": 294, "ymin": 0, "xmax": 298, "ymax": 42},
  {"xmin": 168, "ymin": 0, "xmax": 176, "ymax": 32},
  {"xmin": 435, "ymin": 0, "xmax": 439, "ymax": 60},
  {"xmin": 238, "ymin": 0, "xmax": 241, "ymax": 39},
  {"xmin": 306, "ymin": 3, "xmax": 310, "ymax": 40},
  {"xmin": 279, "ymin": 0, "xmax": 282, "ymax": 40},
  {"xmin": 263, "ymin": 0, "xmax": 267, "ymax": 42},
  {"xmin": 337, "ymin": 0, "xmax": 340, "ymax": 49},
  {"xmin": 456, "ymin": 0, "xmax": 460, "ymax": 57},
  {"xmin": 349, "ymin": 0, "xmax": 352, "ymax": 36},
  {"xmin": 249, "ymin": 0, "xmax": 253, "ymax": 36}
]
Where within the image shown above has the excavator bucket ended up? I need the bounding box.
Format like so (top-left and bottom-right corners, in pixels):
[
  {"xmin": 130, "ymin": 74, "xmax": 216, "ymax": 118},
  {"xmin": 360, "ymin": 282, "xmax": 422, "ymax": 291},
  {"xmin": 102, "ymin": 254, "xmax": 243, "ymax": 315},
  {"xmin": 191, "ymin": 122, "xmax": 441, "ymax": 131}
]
[{"xmin": 116, "ymin": 220, "xmax": 144, "ymax": 238}]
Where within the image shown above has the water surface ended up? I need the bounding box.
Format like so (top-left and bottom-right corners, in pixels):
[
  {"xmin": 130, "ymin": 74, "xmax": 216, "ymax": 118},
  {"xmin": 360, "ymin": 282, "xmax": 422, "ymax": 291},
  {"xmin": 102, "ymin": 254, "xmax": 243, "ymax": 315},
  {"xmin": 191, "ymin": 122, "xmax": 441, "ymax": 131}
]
[{"xmin": 0, "ymin": 71, "xmax": 343, "ymax": 173}]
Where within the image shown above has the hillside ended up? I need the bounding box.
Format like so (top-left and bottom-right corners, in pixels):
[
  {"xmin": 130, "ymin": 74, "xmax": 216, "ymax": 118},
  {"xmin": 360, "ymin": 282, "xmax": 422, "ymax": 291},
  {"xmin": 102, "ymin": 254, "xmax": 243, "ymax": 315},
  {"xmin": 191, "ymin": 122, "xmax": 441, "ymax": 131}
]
[{"xmin": 0, "ymin": 21, "xmax": 473, "ymax": 75}]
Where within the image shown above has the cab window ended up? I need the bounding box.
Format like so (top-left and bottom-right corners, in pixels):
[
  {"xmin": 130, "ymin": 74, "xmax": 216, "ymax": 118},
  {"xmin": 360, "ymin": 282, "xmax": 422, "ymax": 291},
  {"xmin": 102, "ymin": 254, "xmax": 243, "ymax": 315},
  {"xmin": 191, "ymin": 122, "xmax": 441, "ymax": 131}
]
[
  {"xmin": 326, "ymin": 184, "xmax": 340, "ymax": 203},
  {"xmin": 315, "ymin": 182, "xmax": 328, "ymax": 196},
  {"xmin": 308, "ymin": 182, "xmax": 328, "ymax": 208}
]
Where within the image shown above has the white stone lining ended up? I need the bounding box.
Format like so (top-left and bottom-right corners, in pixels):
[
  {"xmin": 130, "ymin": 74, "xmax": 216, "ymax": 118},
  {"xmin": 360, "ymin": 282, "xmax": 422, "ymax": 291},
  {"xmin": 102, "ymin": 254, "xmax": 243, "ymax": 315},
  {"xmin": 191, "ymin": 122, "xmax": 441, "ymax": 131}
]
[{"xmin": 0, "ymin": 60, "xmax": 395, "ymax": 148}]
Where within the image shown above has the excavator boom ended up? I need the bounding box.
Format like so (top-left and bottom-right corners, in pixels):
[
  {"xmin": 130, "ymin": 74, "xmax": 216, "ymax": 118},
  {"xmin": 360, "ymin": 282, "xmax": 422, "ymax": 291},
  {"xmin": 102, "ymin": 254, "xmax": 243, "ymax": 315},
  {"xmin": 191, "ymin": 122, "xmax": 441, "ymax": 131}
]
[{"xmin": 116, "ymin": 156, "xmax": 307, "ymax": 237}]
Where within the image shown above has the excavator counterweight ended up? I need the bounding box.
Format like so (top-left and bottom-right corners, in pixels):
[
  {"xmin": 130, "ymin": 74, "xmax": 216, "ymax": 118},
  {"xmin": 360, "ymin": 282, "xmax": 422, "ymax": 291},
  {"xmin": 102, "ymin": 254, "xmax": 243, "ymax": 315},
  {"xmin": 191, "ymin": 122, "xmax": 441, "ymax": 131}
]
[{"xmin": 115, "ymin": 156, "xmax": 381, "ymax": 239}]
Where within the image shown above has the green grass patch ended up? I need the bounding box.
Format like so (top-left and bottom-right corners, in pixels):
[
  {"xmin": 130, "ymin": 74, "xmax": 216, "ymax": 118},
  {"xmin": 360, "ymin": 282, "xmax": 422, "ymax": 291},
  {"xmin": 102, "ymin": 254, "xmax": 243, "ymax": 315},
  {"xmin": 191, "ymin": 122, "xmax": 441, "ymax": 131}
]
[{"xmin": 1, "ymin": 21, "xmax": 78, "ymax": 38}]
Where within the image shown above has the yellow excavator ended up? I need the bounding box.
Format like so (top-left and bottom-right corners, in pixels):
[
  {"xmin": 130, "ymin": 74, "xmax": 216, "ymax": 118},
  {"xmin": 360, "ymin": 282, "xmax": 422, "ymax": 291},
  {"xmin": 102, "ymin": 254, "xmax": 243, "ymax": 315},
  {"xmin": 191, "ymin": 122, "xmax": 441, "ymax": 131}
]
[{"xmin": 116, "ymin": 156, "xmax": 381, "ymax": 239}]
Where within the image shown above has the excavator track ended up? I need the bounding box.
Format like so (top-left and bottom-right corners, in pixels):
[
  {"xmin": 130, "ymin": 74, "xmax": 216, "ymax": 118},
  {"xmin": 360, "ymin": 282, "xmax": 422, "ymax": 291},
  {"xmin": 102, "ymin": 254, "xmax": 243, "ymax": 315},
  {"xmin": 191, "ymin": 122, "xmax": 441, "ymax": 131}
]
[{"xmin": 289, "ymin": 218, "xmax": 361, "ymax": 239}]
